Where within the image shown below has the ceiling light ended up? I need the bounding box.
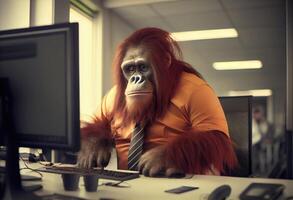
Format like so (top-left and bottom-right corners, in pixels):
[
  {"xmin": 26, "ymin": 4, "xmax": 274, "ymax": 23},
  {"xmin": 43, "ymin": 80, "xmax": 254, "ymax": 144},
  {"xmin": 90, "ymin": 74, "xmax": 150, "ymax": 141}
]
[
  {"xmin": 228, "ymin": 89, "xmax": 272, "ymax": 97},
  {"xmin": 171, "ymin": 28, "xmax": 238, "ymax": 41},
  {"xmin": 213, "ymin": 60, "xmax": 263, "ymax": 70}
]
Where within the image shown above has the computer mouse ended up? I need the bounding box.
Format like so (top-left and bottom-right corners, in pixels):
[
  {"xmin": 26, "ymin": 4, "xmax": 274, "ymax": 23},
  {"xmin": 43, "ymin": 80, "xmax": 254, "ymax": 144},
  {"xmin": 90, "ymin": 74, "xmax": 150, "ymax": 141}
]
[{"xmin": 208, "ymin": 184, "xmax": 231, "ymax": 200}]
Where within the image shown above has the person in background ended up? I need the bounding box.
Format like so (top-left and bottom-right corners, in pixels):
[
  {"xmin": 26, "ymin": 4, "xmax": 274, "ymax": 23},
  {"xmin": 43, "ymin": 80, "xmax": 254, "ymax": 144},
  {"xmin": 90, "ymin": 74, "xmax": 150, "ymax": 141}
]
[{"xmin": 252, "ymin": 105, "xmax": 274, "ymax": 175}]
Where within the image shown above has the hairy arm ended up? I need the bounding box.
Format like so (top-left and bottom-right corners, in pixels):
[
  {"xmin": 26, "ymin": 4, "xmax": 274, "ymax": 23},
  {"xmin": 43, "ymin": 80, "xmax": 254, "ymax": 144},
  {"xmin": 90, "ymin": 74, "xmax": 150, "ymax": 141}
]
[
  {"xmin": 77, "ymin": 117, "xmax": 113, "ymax": 168},
  {"xmin": 165, "ymin": 131, "xmax": 237, "ymax": 175},
  {"xmin": 77, "ymin": 90, "xmax": 115, "ymax": 168}
]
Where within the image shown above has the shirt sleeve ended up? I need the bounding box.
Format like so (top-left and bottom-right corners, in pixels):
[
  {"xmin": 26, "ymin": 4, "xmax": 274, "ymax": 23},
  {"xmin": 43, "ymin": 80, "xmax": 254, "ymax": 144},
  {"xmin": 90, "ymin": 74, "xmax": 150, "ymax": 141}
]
[{"xmin": 186, "ymin": 84, "xmax": 229, "ymax": 136}]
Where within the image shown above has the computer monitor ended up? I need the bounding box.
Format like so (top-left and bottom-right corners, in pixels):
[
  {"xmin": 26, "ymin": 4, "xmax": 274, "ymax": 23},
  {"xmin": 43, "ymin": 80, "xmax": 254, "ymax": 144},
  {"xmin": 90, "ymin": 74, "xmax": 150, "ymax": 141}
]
[
  {"xmin": 0, "ymin": 23, "xmax": 80, "ymax": 151},
  {"xmin": 0, "ymin": 23, "xmax": 80, "ymax": 199},
  {"xmin": 219, "ymin": 96, "xmax": 252, "ymax": 177}
]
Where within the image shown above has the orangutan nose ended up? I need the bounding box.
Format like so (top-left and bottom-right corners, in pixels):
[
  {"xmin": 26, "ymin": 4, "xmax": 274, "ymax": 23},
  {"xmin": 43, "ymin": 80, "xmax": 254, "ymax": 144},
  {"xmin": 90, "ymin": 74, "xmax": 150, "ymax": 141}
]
[{"xmin": 130, "ymin": 74, "xmax": 145, "ymax": 85}]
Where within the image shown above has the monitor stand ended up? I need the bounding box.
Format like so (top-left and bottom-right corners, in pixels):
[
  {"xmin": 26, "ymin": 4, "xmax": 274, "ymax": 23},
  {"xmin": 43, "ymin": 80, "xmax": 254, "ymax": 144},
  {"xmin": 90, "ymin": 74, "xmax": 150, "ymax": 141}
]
[{"xmin": 0, "ymin": 78, "xmax": 42, "ymax": 199}]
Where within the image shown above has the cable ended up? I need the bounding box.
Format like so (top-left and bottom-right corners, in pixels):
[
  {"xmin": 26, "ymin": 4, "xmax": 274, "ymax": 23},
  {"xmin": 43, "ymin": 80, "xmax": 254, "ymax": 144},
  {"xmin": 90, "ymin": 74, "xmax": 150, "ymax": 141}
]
[
  {"xmin": 19, "ymin": 155, "xmax": 43, "ymax": 178},
  {"xmin": 37, "ymin": 150, "xmax": 53, "ymax": 166},
  {"xmin": 99, "ymin": 180, "xmax": 131, "ymax": 188}
]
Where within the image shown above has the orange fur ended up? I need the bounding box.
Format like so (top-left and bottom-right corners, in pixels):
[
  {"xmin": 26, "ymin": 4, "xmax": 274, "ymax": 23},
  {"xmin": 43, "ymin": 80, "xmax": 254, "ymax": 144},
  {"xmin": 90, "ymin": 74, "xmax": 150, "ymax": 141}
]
[
  {"xmin": 81, "ymin": 117, "xmax": 112, "ymax": 140},
  {"xmin": 165, "ymin": 131, "xmax": 238, "ymax": 175},
  {"xmin": 78, "ymin": 118, "xmax": 113, "ymax": 168},
  {"xmin": 124, "ymin": 94, "xmax": 154, "ymax": 124}
]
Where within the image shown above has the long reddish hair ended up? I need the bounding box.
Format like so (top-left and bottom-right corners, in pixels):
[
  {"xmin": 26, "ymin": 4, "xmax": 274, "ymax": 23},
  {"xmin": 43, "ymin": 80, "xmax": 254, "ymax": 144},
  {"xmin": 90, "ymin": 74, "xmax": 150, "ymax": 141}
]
[{"xmin": 112, "ymin": 27, "xmax": 202, "ymax": 123}]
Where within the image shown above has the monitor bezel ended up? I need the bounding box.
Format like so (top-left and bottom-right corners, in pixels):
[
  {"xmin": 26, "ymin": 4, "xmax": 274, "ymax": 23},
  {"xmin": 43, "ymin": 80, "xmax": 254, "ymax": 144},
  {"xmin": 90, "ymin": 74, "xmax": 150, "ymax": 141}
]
[{"xmin": 0, "ymin": 23, "xmax": 80, "ymax": 151}]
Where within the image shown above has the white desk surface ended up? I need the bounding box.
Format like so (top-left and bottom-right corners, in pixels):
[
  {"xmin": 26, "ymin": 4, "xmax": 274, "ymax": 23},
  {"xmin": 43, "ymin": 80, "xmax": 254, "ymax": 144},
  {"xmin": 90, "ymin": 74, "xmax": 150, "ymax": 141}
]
[{"xmin": 20, "ymin": 165, "xmax": 293, "ymax": 200}]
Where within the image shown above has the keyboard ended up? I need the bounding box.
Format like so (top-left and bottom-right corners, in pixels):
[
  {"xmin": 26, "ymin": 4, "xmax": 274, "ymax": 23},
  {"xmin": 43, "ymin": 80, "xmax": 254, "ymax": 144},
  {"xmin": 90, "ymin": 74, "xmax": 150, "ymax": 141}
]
[{"xmin": 37, "ymin": 166, "xmax": 139, "ymax": 181}]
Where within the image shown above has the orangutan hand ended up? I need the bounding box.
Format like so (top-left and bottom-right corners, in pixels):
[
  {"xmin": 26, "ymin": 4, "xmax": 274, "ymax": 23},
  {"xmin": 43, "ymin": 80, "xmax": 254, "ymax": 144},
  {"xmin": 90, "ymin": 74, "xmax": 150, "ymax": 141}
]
[
  {"xmin": 138, "ymin": 146, "xmax": 185, "ymax": 177},
  {"xmin": 77, "ymin": 136, "xmax": 113, "ymax": 168}
]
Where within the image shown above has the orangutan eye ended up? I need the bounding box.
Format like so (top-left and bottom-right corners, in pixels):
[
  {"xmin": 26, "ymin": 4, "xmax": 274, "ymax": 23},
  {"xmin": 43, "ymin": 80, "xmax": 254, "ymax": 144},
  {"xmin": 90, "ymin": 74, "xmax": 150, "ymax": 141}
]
[
  {"xmin": 138, "ymin": 64, "xmax": 148, "ymax": 72},
  {"xmin": 126, "ymin": 65, "xmax": 135, "ymax": 73}
]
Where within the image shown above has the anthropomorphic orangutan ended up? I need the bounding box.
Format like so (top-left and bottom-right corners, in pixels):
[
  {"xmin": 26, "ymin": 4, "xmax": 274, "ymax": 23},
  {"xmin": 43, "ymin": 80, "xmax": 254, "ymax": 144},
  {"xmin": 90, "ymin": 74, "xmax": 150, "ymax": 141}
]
[{"xmin": 77, "ymin": 27, "xmax": 238, "ymax": 177}]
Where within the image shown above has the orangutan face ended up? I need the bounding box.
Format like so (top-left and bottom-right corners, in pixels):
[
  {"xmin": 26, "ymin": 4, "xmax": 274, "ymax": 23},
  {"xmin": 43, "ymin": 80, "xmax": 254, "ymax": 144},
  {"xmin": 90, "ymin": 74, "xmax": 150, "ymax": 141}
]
[{"xmin": 121, "ymin": 47, "xmax": 154, "ymax": 119}]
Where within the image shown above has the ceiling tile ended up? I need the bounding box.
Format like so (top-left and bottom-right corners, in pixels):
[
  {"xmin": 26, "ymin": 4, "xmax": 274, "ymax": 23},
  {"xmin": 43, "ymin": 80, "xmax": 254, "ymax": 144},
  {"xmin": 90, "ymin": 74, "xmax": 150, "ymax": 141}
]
[
  {"xmin": 245, "ymin": 48, "xmax": 286, "ymax": 66},
  {"xmin": 200, "ymin": 48, "xmax": 248, "ymax": 63},
  {"xmin": 152, "ymin": 0, "xmax": 222, "ymax": 16},
  {"xmin": 221, "ymin": 0, "xmax": 284, "ymax": 10},
  {"xmin": 121, "ymin": 16, "xmax": 172, "ymax": 31},
  {"xmin": 181, "ymin": 38, "xmax": 242, "ymax": 51},
  {"xmin": 163, "ymin": 10, "xmax": 233, "ymax": 31},
  {"xmin": 113, "ymin": 4, "xmax": 157, "ymax": 19},
  {"xmin": 239, "ymin": 27, "xmax": 286, "ymax": 49},
  {"xmin": 226, "ymin": 4, "xmax": 286, "ymax": 29}
]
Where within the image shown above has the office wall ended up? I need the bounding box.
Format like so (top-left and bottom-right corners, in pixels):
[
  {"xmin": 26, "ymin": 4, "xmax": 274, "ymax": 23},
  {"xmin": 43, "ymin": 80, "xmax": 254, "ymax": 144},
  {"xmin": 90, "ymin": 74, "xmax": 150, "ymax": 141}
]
[
  {"xmin": 100, "ymin": 9, "xmax": 134, "ymax": 96},
  {"xmin": 0, "ymin": 0, "xmax": 30, "ymax": 30},
  {"xmin": 0, "ymin": 0, "xmax": 69, "ymax": 29},
  {"xmin": 30, "ymin": 0, "xmax": 54, "ymax": 26},
  {"xmin": 30, "ymin": 0, "xmax": 69, "ymax": 25}
]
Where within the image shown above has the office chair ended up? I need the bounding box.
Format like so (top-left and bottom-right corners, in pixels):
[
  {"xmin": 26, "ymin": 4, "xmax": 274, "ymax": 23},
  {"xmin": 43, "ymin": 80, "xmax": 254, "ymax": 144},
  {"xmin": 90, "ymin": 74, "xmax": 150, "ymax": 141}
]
[{"xmin": 219, "ymin": 96, "xmax": 252, "ymax": 177}]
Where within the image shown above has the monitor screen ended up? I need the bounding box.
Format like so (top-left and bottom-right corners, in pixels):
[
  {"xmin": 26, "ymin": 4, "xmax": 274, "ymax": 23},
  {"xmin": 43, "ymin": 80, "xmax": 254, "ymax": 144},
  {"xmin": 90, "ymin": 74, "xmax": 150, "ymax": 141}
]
[
  {"xmin": 0, "ymin": 23, "xmax": 80, "ymax": 151},
  {"xmin": 219, "ymin": 96, "xmax": 252, "ymax": 177}
]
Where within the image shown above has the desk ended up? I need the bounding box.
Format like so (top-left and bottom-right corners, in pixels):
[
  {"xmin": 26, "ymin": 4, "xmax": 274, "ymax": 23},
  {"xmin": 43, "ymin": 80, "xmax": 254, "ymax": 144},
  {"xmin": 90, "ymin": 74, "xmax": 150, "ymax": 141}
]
[{"xmin": 21, "ymin": 166, "xmax": 293, "ymax": 200}]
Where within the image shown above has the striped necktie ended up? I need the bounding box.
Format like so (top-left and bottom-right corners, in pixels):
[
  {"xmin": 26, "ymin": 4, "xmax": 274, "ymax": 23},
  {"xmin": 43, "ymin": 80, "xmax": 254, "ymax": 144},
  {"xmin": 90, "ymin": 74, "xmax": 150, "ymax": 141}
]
[{"xmin": 128, "ymin": 123, "xmax": 145, "ymax": 171}]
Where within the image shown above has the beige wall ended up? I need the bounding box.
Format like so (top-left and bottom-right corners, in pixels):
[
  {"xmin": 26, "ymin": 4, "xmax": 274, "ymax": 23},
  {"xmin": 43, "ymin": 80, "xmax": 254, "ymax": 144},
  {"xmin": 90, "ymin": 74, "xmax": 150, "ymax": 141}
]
[
  {"xmin": 0, "ymin": 0, "xmax": 30, "ymax": 30},
  {"xmin": 99, "ymin": 9, "xmax": 134, "ymax": 96}
]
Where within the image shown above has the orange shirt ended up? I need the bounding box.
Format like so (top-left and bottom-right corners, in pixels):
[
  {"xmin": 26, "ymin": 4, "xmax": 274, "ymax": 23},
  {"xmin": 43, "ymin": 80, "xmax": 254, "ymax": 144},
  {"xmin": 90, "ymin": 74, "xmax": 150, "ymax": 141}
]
[{"xmin": 97, "ymin": 72, "xmax": 229, "ymax": 169}]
